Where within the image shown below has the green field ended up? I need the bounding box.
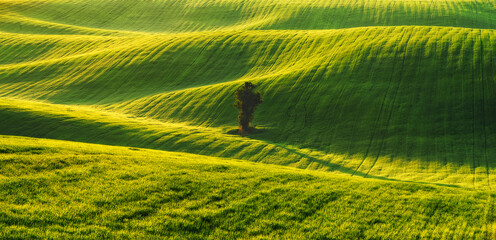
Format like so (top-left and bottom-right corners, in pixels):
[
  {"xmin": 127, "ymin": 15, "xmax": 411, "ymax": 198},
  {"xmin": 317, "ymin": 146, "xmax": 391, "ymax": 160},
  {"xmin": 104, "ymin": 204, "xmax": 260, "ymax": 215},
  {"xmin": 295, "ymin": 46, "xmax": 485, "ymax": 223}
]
[
  {"xmin": 1, "ymin": 0, "xmax": 496, "ymax": 238},
  {"xmin": 1, "ymin": 135, "xmax": 495, "ymax": 239}
]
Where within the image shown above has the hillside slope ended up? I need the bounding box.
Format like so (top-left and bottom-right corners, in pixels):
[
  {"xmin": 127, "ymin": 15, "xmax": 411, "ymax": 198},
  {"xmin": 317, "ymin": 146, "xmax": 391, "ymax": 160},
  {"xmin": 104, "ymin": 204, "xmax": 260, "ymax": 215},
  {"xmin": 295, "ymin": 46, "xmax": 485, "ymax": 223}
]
[
  {"xmin": 1, "ymin": 0, "xmax": 496, "ymax": 34},
  {"xmin": 0, "ymin": 0, "xmax": 495, "ymax": 189},
  {"xmin": 0, "ymin": 135, "xmax": 494, "ymax": 239}
]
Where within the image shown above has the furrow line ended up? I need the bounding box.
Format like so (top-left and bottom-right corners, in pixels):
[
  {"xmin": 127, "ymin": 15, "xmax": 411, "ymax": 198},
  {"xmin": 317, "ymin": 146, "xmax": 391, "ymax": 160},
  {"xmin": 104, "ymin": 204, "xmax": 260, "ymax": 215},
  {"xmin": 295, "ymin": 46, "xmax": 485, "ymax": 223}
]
[
  {"xmin": 352, "ymin": 29, "xmax": 405, "ymax": 177},
  {"xmin": 479, "ymin": 29, "xmax": 490, "ymax": 190},
  {"xmin": 471, "ymin": 52, "xmax": 477, "ymax": 189},
  {"xmin": 365, "ymin": 28, "xmax": 411, "ymax": 177}
]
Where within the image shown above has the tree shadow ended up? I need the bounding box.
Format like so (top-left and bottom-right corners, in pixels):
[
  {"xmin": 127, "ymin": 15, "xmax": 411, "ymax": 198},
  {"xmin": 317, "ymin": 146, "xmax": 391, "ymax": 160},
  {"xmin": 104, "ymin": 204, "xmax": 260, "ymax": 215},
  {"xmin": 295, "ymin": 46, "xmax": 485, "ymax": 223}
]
[
  {"xmin": 237, "ymin": 127, "xmax": 461, "ymax": 189},
  {"xmin": 226, "ymin": 127, "xmax": 266, "ymax": 136}
]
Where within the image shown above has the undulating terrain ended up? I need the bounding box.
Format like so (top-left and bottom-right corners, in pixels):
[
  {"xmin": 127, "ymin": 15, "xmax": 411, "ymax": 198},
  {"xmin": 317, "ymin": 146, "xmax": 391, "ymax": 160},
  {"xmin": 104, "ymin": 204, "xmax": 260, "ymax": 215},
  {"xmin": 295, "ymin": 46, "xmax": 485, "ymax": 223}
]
[{"xmin": 1, "ymin": 0, "xmax": 496, "ymax": 238}]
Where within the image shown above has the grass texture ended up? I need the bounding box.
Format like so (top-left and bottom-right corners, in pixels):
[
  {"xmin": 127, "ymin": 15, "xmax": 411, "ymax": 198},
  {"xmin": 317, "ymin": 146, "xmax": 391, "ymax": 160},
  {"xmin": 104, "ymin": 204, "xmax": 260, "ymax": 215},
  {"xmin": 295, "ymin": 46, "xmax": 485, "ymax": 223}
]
[
  {"xmin": 0, "ymin": 3, "xmax": 495, "ymax": 187},
  {"xmin": 1, "ymin": 0, "xmax": 496, "ymax": 238},
  {"xmin": 1, "ymin": 135, "xmax": 495, "ymax": 239}
]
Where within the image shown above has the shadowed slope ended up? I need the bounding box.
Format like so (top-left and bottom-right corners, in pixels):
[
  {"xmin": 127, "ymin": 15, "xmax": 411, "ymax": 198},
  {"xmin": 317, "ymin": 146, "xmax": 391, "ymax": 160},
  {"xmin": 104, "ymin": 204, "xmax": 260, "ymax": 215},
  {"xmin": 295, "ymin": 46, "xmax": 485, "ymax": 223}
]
[
  {"xmin": 0, "ymin": 32, "xmax": 256, "ymax": 103},
  {"xmin": 0, "ymin": 98, "xmax": 494, "ymax": 188},
  {"xmin": 105, "ymin": 26, "xmax": 495, "ymax": 184}
]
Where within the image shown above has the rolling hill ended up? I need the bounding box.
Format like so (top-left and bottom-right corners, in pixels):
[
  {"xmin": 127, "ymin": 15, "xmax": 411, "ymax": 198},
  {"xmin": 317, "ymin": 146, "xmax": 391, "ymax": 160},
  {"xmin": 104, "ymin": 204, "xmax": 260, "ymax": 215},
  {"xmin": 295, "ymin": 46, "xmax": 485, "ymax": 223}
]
[
  {"xmin": 1, "ymin": 0, "xmax": 496, "ymax": 238},
  {"xmin": 0, "ymin": 135, "xmax": 494, "ymax": 239}
]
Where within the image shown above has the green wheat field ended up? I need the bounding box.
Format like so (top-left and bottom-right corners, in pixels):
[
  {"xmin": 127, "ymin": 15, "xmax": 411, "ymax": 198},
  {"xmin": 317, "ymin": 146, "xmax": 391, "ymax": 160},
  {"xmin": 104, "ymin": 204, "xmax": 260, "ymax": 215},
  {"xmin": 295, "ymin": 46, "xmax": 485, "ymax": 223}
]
[{"xmin": 1, "ymin": 0, "xmax": 496, "ymax": 239}]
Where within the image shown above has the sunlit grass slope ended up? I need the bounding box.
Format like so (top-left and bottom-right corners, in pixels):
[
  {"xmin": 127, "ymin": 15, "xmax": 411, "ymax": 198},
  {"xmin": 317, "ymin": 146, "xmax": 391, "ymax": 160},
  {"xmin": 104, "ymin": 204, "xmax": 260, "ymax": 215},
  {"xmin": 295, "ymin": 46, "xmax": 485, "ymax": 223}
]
[
  {"xmin": 1, "ymin": 135, "xmax": 495, "ymax": 239},
  {"xmin": 1, "ymin": 27, "xmax": 495, "ymax": 187},
  {"xmin": 2, "ymin": 0, "xmax": 496, "ymax": 238},
  {"xmin": 1, "ymin": 0, "xmax": 496, "ymax": 34},
  {"xmin": 1, "ymin": 97, "xmax": 495, "ymax": 189},
  {"xmin": 1, "ymin": 0, "xmax": 495, "ymax": 189}
]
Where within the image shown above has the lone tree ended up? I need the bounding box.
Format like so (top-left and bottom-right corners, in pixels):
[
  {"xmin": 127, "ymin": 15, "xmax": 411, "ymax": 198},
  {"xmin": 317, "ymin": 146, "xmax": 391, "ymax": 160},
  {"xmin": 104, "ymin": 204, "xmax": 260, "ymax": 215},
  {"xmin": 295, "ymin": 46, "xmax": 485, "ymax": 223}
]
[{"xmin": 234, "ymin": 82, "xmax": 262, "ymax": 134}]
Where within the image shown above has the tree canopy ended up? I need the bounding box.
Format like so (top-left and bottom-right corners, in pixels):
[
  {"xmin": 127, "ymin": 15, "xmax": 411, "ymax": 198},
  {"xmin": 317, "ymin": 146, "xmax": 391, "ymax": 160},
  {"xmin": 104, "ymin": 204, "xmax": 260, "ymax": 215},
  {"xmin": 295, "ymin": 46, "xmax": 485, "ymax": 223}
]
[{"xmin": 234, "ymin": 82, "xmax": 262, "ymax": 134}]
